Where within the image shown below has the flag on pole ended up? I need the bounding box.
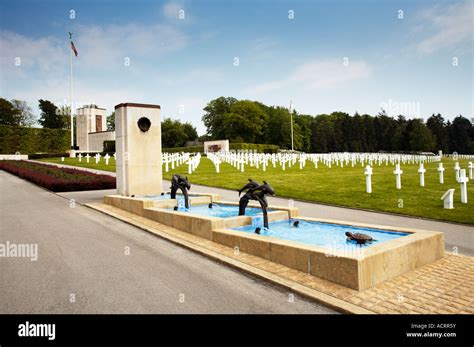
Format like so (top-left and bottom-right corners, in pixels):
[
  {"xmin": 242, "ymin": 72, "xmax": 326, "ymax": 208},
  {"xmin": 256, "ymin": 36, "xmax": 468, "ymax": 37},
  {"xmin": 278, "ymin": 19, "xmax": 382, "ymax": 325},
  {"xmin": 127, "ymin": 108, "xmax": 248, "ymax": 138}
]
[
  {"xmin": 70, "ymin": 41, "xmax": 78, "ymax": 57},
  {"xmin": 68, "ymin": 32, "xmax": 78, "ymax": 57}
]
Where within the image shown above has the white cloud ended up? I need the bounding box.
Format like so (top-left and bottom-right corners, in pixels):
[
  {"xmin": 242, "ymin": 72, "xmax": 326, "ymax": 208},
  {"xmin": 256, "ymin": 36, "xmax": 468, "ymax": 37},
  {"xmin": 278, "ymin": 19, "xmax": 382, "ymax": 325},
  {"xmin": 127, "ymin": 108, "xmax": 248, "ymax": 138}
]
[
  {"xmin": 415, "ymin": 1, "xmax": 472, "ymax": 54},
  {"xmin": 162, "ymin": 1, "xmax": 192, "ymax": 22},
  {"xmin": 0, "ymin": 21, "xmax": 187, "ymax": 76},
  {"xmin": 75, "ymin": 23, "xmax": 187, "ymax": 69},
  {"xmin": 0, "ymin": 31, "xmax": 66, "ymax": 74},
  {"xmin": 243, "ymin": 59, "xmax": 371, "ymax": 94}
]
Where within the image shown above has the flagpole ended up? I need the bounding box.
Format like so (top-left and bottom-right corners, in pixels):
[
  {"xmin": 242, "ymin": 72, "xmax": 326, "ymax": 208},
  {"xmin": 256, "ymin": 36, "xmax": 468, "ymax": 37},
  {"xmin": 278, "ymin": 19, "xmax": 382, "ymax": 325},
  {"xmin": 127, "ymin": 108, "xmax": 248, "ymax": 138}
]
[
  {"xmin": 289, "ymin": 100, "xmax": 294, "ymax": 151},
  {"xmin": 69, "ymin": 32, "xmax": 74, "ymax": 149}
]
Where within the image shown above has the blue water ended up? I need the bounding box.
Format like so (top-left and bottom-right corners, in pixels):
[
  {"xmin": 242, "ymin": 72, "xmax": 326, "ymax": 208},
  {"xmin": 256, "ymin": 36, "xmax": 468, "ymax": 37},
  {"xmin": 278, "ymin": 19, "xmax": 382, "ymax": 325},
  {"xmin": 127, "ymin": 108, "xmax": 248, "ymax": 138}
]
[
  {"xmin": 169, "ymin": 204, "xmax": 268, "ymax": 218},
  {"xmin": 233, "ymin": 219, "xmax": 408, "ymax": 248}
]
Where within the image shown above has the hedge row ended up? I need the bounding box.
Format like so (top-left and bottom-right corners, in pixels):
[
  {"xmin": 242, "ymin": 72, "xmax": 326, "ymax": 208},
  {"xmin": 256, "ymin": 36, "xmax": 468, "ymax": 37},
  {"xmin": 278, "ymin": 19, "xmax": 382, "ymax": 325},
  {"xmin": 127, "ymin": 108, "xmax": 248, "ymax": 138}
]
[
  {"xmin": 162, "ymin": 143, "xmax": 279, "ymax": 154},
  {"xmin": 162, "ymin": 145, "xmax": 204, "ymax": 153},
  {"xmin": 0, "ymin": 160, "xmax": 116, "ymax": 192},
  {"xmin": 103, "ymin": 140, "xmax": 115, "ymax": 153},
  {"xmin": 104, "ymin": 141, "xmax": 203, "ymax": 154},
  {"xmin": 29, "ymin": 152, "xmax": 70, "ymax": 159},
  {"xmin": 229, "ymin": 143, "xmax": 279, "ymax": 153},
  {"xmin": 0, "ymin": 125, "xmax": 70, "ymax": 154}
]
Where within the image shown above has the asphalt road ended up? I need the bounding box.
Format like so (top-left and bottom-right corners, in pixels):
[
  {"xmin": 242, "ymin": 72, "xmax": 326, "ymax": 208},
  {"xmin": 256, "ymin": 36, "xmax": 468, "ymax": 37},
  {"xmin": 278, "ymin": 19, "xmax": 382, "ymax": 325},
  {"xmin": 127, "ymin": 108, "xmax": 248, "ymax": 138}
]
[{"xmin": 0, "ymin": 171, "xmax": 335, "ymax": 314}]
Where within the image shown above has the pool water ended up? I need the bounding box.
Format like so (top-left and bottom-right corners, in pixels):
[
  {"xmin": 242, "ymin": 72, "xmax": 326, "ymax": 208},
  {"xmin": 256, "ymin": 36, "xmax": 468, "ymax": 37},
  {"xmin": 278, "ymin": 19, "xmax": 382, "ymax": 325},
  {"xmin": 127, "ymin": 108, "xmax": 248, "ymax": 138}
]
[
  {"xmin": 232, "ymin": 219, "xmax": 408, "ymax": 248},
  {"xmin": 169, "ymin": 204, "xmax": 268, "ymax": 218}
]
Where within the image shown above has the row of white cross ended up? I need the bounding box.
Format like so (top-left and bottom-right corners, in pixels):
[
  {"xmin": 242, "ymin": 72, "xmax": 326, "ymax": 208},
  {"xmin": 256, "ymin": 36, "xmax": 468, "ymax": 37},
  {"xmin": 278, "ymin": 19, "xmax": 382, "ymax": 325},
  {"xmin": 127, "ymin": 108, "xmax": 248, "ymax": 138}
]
[
  {"xmin": 72, "ymin": 152, "xmax": 201, "ymax": 174},
  {"xmin": 364, "ymin": 162, "xmax": 472, "ymax": 204},
  {"xmin": 206, "ymin": 152, "xmax": 442, "ymax": 174},
  {"xmin": 162, "ymin": 152, "xmax": 190, "ymax": 172},
  {"xmin": 162, "ymin": 152, "xmax": 202, "ymax": 174},
  {"xmin": 73, "ymin": 152, "xmax": 115, "ymax": 165},
  {"xmin": 186, "ymin": 153, "xmax": 201, "ymax": 174}
]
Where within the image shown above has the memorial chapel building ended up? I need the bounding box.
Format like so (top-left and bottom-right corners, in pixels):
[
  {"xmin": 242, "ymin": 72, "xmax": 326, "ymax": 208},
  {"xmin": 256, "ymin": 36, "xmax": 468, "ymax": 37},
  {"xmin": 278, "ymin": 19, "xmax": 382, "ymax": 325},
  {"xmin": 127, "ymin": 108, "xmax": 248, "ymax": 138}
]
[{"xmin": 76, "ymin": 104, "xmax": 115, "ymax": 152}]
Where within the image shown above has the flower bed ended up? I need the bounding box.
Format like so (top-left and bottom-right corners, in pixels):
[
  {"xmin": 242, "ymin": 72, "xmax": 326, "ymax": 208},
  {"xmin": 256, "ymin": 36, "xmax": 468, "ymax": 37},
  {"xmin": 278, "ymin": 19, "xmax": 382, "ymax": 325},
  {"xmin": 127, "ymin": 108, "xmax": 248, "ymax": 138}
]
[{"xmin": 0, "ymin": 160, "xmax": 116, "ymax": 192}]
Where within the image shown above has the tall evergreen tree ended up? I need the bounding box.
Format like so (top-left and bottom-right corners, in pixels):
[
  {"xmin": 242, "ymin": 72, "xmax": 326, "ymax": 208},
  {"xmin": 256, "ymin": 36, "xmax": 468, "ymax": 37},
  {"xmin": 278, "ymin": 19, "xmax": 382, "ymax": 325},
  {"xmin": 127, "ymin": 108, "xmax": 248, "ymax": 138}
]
[
  {"xmin": 426, "ymin": 113, "xmax": 449, "ymax": 152},
  {"xmin": 38, "ymin": 99, "xmax": 65, "ymax": 129},
  {"xmin": 449, "ymin": 116, "xmax": 473, "ymax": 153}
]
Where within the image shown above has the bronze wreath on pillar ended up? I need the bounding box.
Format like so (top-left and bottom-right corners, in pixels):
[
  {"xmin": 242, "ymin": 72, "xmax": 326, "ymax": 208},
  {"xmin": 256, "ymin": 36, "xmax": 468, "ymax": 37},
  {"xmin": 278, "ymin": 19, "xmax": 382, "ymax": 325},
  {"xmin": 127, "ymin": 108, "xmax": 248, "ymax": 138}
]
[{"xmin": 137, "ymin": 117, "xmax": 151, "ymax": 132}]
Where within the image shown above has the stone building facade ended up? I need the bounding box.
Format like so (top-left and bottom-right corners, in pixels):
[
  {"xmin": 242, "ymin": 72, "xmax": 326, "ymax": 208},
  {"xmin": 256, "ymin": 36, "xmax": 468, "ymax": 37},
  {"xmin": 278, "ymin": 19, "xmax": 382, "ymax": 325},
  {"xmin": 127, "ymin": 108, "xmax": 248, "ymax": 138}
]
[{"xmin": 76, "ymin": 105, "xmax": 115, "ymax": 152}]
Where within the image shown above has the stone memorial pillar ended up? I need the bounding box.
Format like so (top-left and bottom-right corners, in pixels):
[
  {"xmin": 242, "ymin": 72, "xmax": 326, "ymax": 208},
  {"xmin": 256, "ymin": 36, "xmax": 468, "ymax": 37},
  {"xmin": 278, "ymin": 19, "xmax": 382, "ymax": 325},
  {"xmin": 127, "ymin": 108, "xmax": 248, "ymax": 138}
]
[{"xmin": 115, "ymin": 102, "xmax": 162, "ymax": 196}]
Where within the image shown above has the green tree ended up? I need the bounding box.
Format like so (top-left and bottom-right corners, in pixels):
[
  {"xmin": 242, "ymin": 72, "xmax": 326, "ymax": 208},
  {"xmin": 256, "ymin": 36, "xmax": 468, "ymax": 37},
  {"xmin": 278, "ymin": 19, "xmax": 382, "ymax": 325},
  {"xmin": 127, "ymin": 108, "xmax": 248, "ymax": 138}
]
[
  {"xmin": 161, "ymin": 118, "xmax": 198, "ymax": 147},
  {"xmin": 0, "ymin": 98, "xmax": 21, "ymax": 125},
  {"xmin": 449, "ymin": 116, "xmax": 473, "ymax": 153},
  {"xmin": 221, "ymin": 100, "xmax": 268, "ymax": 143},
  {"xmin": 407, "ymin": 119, "xmax": 436, "ymax": 151},
  {"xmin": 182, "ymin": 122, "xmax": 198, "ymax": 142},
  {"xmin": 392, "ymin": 116, "xmax": 409, "ymax": 151},
  {"xmin": 310, "ymin": 115, "xmax": 334, "ymax": 152},
  {"xmin": 294, "ymin": 114, "xmax": 312, "ymax": 152},
  {"xmin": 374, "ymin": 111, "xmax": 396, "ymax": 151},
  {"xmin": 38, "ymin": 99, "xmax": 66, "ymax": 129},
  {"xmin": 107, "ymin": 112, "xmax": 115, "ymax": 131},
  {"xmin": 202, "ymin": 96, "xmax": 237, "ymax": 139},
  {"xmin": 161, "ymin": 118, "xmax": 187, "ymax": 148},
  {"xmin": 10, "ymin": 99, "xmax": 36, "ymax": 126},
  {"xmin": 56, "ymin": 105, "xmax": 72, "ymax": 129},
  {"xmin": 426, "ymin": 114, "xmax": 449, "ymax": 152},
  {"xmin": 264, "ymin": 106, "xmax": 292, "ymax": 149}
]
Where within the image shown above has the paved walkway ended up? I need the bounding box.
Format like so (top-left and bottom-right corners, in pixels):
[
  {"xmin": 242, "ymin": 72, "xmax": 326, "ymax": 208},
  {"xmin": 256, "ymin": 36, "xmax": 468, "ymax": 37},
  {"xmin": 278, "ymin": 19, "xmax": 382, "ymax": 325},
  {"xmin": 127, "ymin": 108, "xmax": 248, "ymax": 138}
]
[{"xmin": 0, "ymin": 170, "xmax": 335, "ymax": 314}]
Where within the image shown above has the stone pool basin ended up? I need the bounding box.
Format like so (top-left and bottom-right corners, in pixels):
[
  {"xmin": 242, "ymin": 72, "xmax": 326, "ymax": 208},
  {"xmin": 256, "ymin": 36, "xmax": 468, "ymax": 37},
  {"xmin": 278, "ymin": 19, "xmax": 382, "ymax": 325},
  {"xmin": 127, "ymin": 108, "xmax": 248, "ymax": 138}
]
[
  {"xmin": 103, "ymin": 194, "xmax": 444, "ymax": 291},
  {"xmin": 214, "ymin": 217, "xmax": 444, "ymax": 290}
]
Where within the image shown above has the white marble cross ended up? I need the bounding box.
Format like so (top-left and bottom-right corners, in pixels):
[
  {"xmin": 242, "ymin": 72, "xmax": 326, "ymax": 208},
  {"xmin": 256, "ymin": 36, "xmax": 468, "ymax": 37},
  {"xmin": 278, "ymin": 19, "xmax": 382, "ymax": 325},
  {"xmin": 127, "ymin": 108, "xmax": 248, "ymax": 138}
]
[
  {"xmin": 78, "ymin": 153, "xmax": 83, "ymax": 162},
  {"xmin": 85, "ymin": 153, "xmax": 90, "ymax": 163},
  {"xmin": 459, "ymin": 169, "xmax": 469, "ymax": 204},
  {"xmin": 94, "ymin": 153, "xmax": 101, "ymax": 164},
  {"xmin": 418, "ymin": 163, "xmax": 426, "ymax": 187},
  {"xmin": 393, "ymin": 164, "xmax": 403, "ymax": 189},
  {"xmin": 104, "ymin": 153, "xmax": 110, "ymax": 165},
  {"xmin": 437, "ymin": 163, "xmax": 445, "ymax": 184},
  {"xmin": 61, "ymin": 157, "xmax": 64, "ymax": 162},
  {"xmin": 468, "ymin": 162, "xmax": 473, "ymax": 180},
  {"xmin": 365, "ymin": 165, "xmax": 373, "ymax": 194},
  {"xmin": 454, "ymin": 162, "xmax": 460, "ymax": 181}
]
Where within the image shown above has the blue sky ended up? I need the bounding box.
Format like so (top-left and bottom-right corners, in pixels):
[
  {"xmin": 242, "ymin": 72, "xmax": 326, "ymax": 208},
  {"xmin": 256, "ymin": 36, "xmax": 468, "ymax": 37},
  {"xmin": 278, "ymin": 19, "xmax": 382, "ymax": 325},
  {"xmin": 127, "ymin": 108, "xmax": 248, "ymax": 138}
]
[{"xmin": 0, "ymin": 0, "xmax": 472, "ymax": 134}]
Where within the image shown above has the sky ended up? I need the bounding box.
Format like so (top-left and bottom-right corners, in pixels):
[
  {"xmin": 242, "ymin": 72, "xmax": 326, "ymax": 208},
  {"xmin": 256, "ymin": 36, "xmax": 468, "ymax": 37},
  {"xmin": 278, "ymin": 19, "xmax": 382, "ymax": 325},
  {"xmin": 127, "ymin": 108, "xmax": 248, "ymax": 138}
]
[{"xmin": 0, "ymin": 0, "xmax": 472, "ymax": 134}]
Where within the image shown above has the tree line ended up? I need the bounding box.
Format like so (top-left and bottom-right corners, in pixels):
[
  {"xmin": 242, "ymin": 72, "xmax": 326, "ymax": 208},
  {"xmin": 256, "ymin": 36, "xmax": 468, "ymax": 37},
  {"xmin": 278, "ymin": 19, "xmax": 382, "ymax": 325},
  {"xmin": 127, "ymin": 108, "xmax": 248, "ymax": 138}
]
[
  {"xmin": 202, "ymin": 97, "xmax": 474, "ymax": 154},
  {"xmin": 0, "ymin": 98, "xmax": 71, "ymax": 129},
  {"xmin": 2, "ymin": 96, "xmax": 473, "ymax": 153}
]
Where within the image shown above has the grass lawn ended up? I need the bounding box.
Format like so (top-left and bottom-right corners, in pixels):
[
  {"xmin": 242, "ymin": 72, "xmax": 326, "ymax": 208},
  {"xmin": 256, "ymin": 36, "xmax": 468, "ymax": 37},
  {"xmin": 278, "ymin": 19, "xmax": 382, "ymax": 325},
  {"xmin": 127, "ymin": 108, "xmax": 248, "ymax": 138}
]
[
  {"xmin": 39, "ymin": 156, "xmax": 474, "ymax": 224},
  {"xmin": 38, "ymin": 157, "xmax": 117, "ymax": 173}
]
